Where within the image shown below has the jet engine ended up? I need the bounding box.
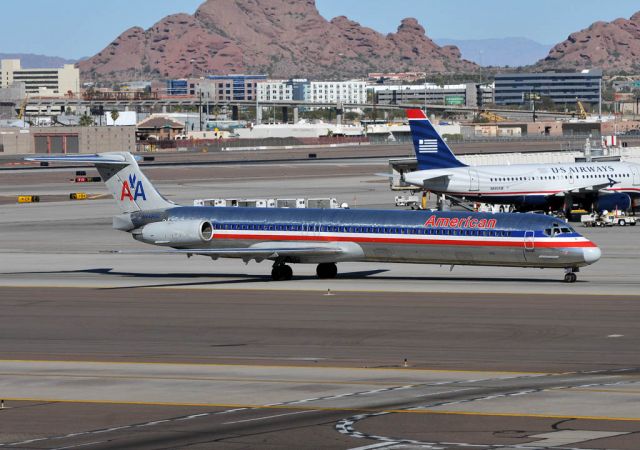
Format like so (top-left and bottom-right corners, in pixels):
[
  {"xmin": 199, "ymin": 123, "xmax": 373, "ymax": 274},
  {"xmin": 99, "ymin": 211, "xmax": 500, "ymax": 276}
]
[
  {"xmin": 135, "ymin": 220, "xmax": 214, "ymax": 246},
  {"xmin": 594, "ymin": 193, "xmax": 631, "ymax": 213}
]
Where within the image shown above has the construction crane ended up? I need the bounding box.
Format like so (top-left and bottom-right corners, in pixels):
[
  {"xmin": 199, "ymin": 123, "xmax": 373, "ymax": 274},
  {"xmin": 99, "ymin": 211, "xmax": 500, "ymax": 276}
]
[
  {"xmin": 576, "ymin": 100, "xmax": 588, "ymax": 120},
  {"xmin": 17, "ymin": 95, "xmax": 29, "ymax": 120},
  {"xmin": 479, "ymin": 110, "xmax": 507, "ymax": 122}
]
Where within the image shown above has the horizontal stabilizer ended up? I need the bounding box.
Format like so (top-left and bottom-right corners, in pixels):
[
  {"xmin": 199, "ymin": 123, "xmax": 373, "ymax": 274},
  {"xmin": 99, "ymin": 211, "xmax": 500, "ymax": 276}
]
[
  {"xmin": 26, "ymin": 154, "xmax": 141, "ymax": 164},
  {"xmin": 25, "ymin": 152, "xmax": 172, "ymax": 213},
  {"xmin": 404, "ymin": 173, "xmax": 452, "ymax": 187}
]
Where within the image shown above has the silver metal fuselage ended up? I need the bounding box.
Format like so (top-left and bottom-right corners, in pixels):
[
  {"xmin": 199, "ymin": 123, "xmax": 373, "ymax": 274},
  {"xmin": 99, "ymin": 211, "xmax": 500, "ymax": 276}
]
[{"xmin": 130, "ymin": 207, "xmax": 600, "ymax": 269}]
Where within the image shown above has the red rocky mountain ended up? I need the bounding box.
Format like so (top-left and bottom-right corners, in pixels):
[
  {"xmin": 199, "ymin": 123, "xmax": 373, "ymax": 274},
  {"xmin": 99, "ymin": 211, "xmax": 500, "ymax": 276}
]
[
  {"xmin": 78, "ymin": 0, "xmax": 477, "ymax": 80},
  {"xmin": 536, "ymin": 11, "xmax": 640, "ymax": 72}
]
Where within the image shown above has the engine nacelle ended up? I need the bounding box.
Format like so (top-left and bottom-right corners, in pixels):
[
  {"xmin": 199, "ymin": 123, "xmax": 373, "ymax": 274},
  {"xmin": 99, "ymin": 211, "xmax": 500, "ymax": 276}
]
[
  {"xmin": 135, "ymin": 220, "xmax": 213, "ymax": 246},
  {"xmin": 594, "ymin": 193, "xmax": 631, "ymax": 213}
]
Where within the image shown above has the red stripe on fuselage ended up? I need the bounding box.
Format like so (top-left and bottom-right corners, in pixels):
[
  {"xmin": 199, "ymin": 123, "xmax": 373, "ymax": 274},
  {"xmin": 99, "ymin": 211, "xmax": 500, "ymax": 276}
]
[{"xmin": 212, "ymin": 233, "xmax": 597, "ymax": 248}]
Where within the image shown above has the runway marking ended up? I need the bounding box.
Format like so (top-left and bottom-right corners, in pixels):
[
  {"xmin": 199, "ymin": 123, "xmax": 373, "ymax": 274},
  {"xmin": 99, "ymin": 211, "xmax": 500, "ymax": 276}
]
[
  {"xmin": 335, "ymin": 376, "xmax": 640, "ymax": 448},
  {"xmin": 2, "ymin": 371, "xmax": 636, "ymax": 448},
  {"xmin": 222, "ymin": 409, "xmax": 317, "ymax": 425},
  {"xmin": 0, "ymin": 372, "xmax": 549, "ymax": 447}
]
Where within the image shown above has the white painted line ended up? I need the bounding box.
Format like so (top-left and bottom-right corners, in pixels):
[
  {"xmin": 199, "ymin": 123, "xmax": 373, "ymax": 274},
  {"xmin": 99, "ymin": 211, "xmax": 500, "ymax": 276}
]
[
  {"xmin": 348, "ymin": 442, "xmax": 398, "ymax": 450},
  {"xmin": 52, "ymin": 441, "xmax": 106, "ymax": 450},
  {"xmin": 176, "ymin": 413, "xmax": 209, "ymax": 420},
  {"xmin": 608, "ymin": 334, "xmax": 624, "ymax": 338},
  {"xmin": 7, "ymin": 438, "xmax": 47, "ymax": 445},
  {"xmin": 223, "ymin": 409, "xmax": 316, "ymax": 425},
  {"xmin": 93, "ymin": 426, "xmax": 131, "ymax": 434},
  {"xmin": 137, "ymin": 419, "xmax": 170, "ymax": 427}
]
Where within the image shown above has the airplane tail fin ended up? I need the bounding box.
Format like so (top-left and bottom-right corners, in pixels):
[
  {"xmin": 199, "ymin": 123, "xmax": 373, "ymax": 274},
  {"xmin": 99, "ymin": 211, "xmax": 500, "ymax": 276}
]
[
  {"xmin": 407, "ymin": 109, "xmax": 467, "ymax": 170},
  {"xmin": 26, "ymin": 152, "xmax": 174, "ymax": 213}
]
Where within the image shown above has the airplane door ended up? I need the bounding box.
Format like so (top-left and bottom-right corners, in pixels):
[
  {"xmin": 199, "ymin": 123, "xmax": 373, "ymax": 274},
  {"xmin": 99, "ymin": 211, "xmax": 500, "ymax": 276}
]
[
  {"xmin": 524, "ymin": 230, "xmax": 535, "ymax": 252},
  {"xmin": 468, "ymin": 169, "xmax": 480, "ymax": 191},
  {"xmin": 631, "ymin": 165, "xmax": 640, "ymax": 186}
]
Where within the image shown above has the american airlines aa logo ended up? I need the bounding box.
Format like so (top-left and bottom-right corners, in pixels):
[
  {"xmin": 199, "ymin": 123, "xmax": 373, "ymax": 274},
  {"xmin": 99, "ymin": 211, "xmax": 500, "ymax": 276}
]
[
  {"xmin": 418, "ymin": 139, "xmax": 438, "ymax": 153},
  {"xmin": 121, "ymin": 174, "xmax": 146, "ymax": 201}
]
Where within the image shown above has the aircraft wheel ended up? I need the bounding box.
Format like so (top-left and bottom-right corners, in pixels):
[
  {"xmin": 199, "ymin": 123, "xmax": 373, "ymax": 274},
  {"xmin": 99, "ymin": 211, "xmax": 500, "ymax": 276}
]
[
  {"xmin": 563, "ymin": 272, "xmax": 577, "ymax": 283},
  {"xmin": 316, "ymin": 263, "xmax": 338, "ymax": 279},
  {"xmin": 271, "ymin": 265, "xmax": 293, "ymax": 281}
]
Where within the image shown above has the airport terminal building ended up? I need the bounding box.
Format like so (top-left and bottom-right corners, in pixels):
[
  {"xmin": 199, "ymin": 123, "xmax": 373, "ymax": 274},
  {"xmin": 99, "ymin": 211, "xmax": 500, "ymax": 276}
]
[
  {"xmin": 1, "ymin": 59, "xmax": 80, "ymax": 97},
  {"xmin": 494, "ymin": 69, "xmax": 602, "ymax": 106}
]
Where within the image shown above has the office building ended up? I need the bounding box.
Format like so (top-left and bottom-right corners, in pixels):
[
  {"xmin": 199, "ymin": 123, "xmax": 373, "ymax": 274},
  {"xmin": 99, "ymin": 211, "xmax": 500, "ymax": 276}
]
[
  {"xmin": 371, "ymin": 83, "xmax": 494, "ymax": 108},
  {"xmin": 308, "ymin": 80, "xmax": 367, "ymax": 104},
  {"xmin": 256, "ymin": 79, "xmax": 310, "ymax": 102},
  {"xmin": 1, "ymin": 59, "xmax": 80, "ymax": 97},
  {"xmin": 494, "ymin": 69, "xmax": 602, "ymax": 106},
  {"xmin": 167, "ymin": 75, "xmax": 267, "ymax": 101}
]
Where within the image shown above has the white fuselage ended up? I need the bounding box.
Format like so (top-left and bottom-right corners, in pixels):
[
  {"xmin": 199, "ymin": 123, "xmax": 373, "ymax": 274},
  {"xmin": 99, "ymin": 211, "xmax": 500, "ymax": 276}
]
[{"xmin": 404, "ymin": 161, "xmax": 640, "ymax": 202}]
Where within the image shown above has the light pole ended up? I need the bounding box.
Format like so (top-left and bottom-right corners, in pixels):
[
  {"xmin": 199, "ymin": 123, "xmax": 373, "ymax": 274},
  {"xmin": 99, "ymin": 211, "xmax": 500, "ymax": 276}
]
[
  {"xmin": 198, "ymin": 88, "xmax": 203, "ymax": 132},
  {"xmin": 423, "ymin": 70, "xmax": 428, "ymax": 113}
]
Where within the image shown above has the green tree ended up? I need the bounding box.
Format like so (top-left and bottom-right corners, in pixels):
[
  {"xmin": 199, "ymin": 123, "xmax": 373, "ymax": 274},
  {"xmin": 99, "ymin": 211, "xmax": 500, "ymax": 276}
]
[
  {"xmin": 79, "ymin": 113, "xmax": 94, "ymax": 127},
  {"xmin": 110, "ymin": 109, "xmax": 120, "ymax": 125}
]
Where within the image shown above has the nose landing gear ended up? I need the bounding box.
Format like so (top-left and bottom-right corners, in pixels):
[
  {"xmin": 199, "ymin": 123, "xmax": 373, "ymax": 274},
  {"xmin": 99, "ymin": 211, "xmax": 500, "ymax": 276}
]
[{"xmin": 563, "ymin": 267, "xmax": 578, "ymax": 283}]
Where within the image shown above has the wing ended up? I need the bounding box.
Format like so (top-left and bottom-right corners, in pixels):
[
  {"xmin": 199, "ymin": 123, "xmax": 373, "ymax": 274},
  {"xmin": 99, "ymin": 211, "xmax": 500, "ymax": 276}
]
[
  {"xmin": 113, "ymin": 245, "xmax": 345, "ymax": 263},
  {"xmin": 557, "ymin": 178, "xmax": 621, "ymax": 196}
]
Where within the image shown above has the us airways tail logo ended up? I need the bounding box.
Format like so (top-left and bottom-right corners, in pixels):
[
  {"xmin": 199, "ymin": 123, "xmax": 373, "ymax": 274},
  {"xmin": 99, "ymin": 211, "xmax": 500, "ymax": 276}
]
[{"xmin": 120, "ymin": 174, "xmax": 146, "ymax": 201}]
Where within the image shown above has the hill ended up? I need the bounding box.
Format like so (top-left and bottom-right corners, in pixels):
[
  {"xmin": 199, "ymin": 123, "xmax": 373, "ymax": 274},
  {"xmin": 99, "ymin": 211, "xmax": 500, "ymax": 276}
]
[{"xmin": 78, "ymin": 0, "xmax": 477, "ymax": 81}]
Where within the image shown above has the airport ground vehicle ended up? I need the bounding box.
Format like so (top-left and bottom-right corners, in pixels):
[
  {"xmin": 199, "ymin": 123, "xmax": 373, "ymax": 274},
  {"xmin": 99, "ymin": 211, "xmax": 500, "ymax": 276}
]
[
  {"xmin": 395, "ymin": 194, "xmax": 422, "ymax": 209},
  {"xmin": 581, "ymin": 211, "xmax": 636, "ymax": 227},
  {"xmin": 27, "ymin": 152, "xmax": 601, "ymax": 283}
]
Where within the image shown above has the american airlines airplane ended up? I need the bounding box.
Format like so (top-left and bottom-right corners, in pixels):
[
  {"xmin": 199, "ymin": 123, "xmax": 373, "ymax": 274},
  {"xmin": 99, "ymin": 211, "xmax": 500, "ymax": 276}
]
[
  {"xmin": 404, "ymin": 109, "xmax": 640, "ymax": 214},
  {"xmin": 27, "ymin": 152, "xmax": 600, "ymax": 283}
]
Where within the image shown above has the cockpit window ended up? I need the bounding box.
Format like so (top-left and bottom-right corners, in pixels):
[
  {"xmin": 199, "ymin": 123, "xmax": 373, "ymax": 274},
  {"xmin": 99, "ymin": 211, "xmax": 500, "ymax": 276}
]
[{"xmin": 560, "ymin": 227, "xmax": 571, "ymax": 234}]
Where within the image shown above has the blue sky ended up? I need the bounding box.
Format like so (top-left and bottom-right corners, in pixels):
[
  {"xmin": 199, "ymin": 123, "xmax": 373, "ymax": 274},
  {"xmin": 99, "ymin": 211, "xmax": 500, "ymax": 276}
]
[{"xmin": 1, "ymin": 0, "xmax": 639, "ymax": 58}]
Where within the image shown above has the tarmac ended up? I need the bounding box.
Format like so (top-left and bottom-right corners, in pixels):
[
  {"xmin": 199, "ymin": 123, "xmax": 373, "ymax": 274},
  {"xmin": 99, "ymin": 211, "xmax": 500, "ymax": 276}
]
[{"xmin": 0, "ymin": 155, "xmax": 639, "ymax": 449}]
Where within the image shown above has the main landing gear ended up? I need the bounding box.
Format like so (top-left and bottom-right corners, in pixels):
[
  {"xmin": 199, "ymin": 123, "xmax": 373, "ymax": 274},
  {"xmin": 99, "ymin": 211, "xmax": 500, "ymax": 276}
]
[
  {"xmin": 270, "ymin": 262, "xmax": 339, "ymax": 281},
  {"xmin": 271, "ymin": 263, "xmax": 293, "ymax": 281},
  {"xmin": 563, "ymin": 267, "xmax": 578, "ymax": 283},
  {"xmin": 316, "ymin": 263, "xmax": 338, "ymax": 279}
]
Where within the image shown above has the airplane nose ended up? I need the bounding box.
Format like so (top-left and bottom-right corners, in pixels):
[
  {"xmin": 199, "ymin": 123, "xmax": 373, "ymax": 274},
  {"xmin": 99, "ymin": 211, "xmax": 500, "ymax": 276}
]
[{"xmin": 583, "ymin": 246, "xmax": 601, "ymax": 265}]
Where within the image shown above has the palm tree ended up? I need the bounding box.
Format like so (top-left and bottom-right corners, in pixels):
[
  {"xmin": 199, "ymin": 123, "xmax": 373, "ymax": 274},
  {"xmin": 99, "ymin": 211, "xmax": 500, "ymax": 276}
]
[
  {"xmin": 110, "ymin": 109, "xmax": 120, "ymax": 125},
  {"xmin": 79, "ymin": 113, "xmax": 94, "ymax": 127}
]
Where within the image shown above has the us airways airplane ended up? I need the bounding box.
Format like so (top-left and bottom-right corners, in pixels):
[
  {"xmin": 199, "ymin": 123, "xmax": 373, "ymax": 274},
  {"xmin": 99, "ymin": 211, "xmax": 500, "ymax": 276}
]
[
  {"xmin": 404, "ymin": 109, "xmax": 640, "ymax": 214},
  {"xmin": 27, "ymin": 152, "xmax": 600, "ymax": 283}
]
